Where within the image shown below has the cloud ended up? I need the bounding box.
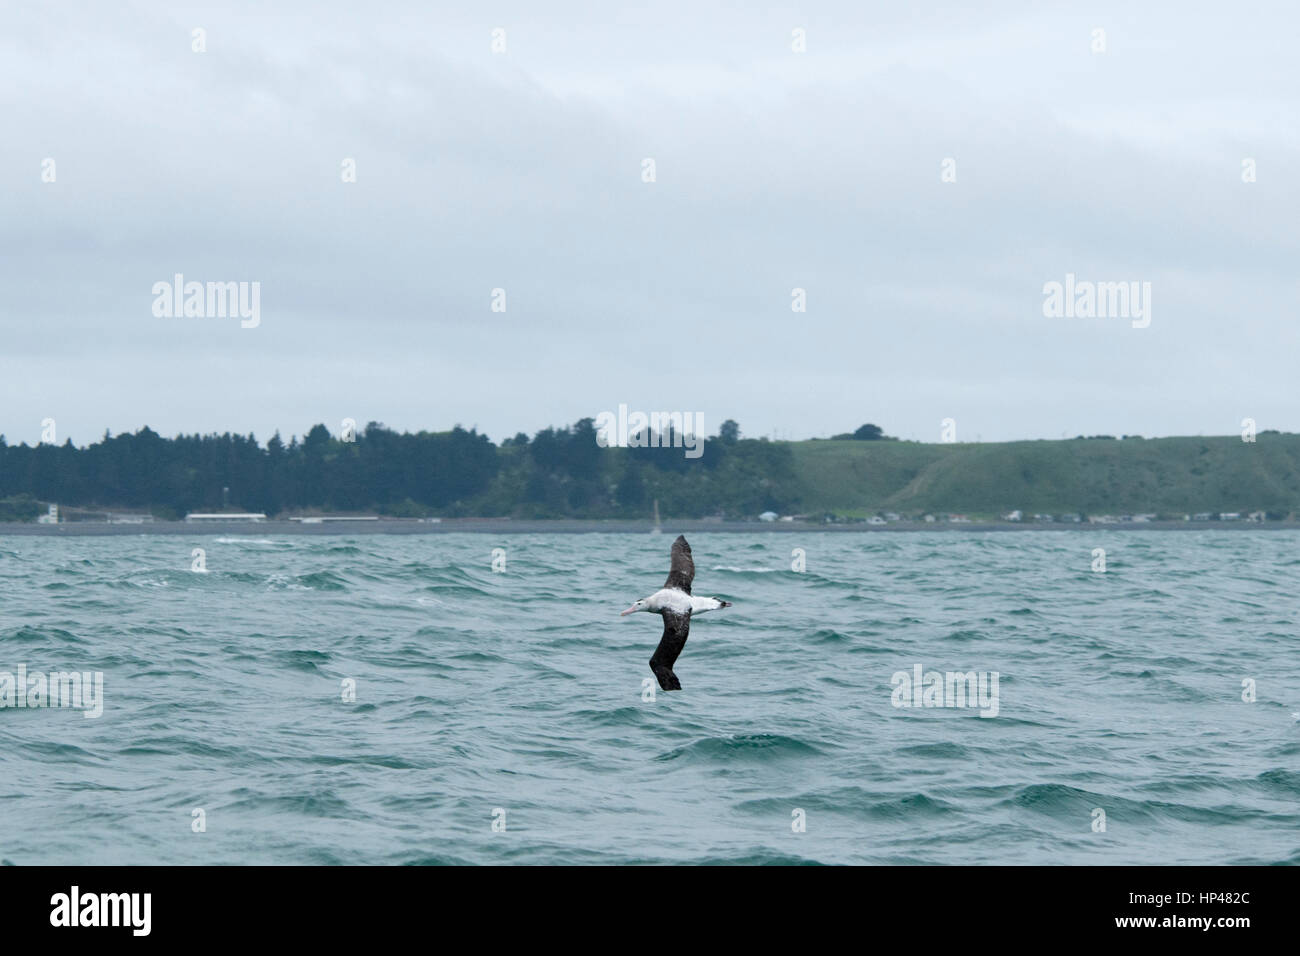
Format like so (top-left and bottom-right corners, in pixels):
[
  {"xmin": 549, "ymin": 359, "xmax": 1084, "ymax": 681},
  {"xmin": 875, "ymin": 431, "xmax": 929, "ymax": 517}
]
[{"xmin": 2, "ymin": 0, "xmax": 1296, "ymax": 445}]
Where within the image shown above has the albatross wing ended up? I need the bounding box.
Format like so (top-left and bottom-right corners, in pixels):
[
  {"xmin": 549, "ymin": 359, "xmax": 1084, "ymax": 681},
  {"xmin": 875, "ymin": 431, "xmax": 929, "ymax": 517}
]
[
  {"xmin": 663, "ymin": 534, "xmax": 695, "ymax": 595},
  {"xmin": 650, "ymin": 611, "xmax": 691, "ymax": 690}
]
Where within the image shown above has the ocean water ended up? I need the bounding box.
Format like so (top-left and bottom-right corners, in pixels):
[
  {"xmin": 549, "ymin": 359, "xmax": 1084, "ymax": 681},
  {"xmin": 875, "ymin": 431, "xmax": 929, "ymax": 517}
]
[{"xmin": 1, "ymin": 530, "xmax": 1297, "ymax": 866}]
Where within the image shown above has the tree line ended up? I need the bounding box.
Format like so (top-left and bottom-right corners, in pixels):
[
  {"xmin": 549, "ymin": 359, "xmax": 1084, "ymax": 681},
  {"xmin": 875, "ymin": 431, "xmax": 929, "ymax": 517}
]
[{"xmin": 0, "ymin": 419, "xmax": 806, "ymax": 519}]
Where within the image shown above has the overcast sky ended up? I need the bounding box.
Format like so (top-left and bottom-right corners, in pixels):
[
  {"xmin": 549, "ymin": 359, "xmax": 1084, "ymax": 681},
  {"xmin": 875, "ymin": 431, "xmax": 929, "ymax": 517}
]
[{"xmin": 2, "ymin": 1, "xmax": 1296, "ymax": 446}]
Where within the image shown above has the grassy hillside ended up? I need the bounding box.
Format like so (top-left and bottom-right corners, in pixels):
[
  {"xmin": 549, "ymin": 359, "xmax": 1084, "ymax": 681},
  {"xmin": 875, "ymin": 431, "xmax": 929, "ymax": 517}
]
[{"xmin": 789, "ymin": 435, "xmax": 1300, "ymax": 517}]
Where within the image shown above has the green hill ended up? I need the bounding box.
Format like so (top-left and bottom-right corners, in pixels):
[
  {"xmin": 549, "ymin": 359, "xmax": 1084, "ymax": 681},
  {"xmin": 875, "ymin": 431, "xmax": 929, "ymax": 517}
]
[{"xmin": 789, "ymin": 435, "xmax": 1300, "ymax": 517}]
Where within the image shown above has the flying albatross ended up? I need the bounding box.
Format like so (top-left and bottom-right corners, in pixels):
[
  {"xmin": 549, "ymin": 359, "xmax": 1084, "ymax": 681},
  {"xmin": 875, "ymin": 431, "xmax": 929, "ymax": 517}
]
[{"xmin": 621, "ymin": 535, "xmax": 732, "ymax": 690}]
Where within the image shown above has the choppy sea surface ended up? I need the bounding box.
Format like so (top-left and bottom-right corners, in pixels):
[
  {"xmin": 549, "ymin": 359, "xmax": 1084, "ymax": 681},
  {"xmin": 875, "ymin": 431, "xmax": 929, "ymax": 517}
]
[{"xmin": 1, "ymin": 531, "xmax": 1297, "ymax": 865}]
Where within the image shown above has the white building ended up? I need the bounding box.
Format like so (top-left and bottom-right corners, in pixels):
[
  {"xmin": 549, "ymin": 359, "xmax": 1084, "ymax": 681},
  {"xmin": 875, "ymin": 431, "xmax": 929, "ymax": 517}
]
[
  {"xmin": 185, "ymin": 513, "xmax": 267, "ymax": 523},
  {"xmin": 106, "ymin": 513, "xmax": 154, "ymax": 524},
  {"xmin": 288, "ymin": 516, "xmax": 378, "ymax": 523}
]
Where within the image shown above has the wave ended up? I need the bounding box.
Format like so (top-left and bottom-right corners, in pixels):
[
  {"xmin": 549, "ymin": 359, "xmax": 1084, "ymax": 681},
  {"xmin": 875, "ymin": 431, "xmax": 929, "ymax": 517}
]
[
  {"xmin": 4, "ymin": 530, "xmax": 1298, "ymax": 864},
  {"xmin": 656, "ymin": 733, "xmax": 824, "ymax": 763}
]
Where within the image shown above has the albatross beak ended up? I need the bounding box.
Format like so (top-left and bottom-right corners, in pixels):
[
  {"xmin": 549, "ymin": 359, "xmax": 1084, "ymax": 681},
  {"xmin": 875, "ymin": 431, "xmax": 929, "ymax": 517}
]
[{"xmin": 620, "ymin": 605, "xmax": 638, "ymax": 616}]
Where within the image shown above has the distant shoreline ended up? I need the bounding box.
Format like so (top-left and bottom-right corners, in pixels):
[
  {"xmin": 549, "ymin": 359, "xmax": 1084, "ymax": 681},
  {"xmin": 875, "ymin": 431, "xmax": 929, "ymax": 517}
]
[{"xmin": 2, "ymin": 519, "xmax": 1295, "ymax": 536}]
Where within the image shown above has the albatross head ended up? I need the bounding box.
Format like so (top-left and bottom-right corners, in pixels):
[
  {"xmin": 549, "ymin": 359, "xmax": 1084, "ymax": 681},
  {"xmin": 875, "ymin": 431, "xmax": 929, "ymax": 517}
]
[{"xmin": 620, "ymin": 597, "xmax": 652, "ymax": 616}]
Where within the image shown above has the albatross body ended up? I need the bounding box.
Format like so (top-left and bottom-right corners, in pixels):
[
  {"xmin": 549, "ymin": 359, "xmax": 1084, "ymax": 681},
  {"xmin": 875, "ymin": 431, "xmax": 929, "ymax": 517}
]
[{"xmin": 620, "ymin": 535, "xmax": 732, "ymax": 691}]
